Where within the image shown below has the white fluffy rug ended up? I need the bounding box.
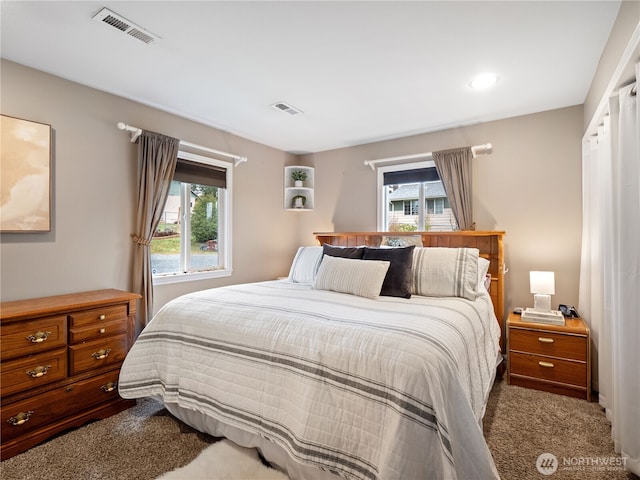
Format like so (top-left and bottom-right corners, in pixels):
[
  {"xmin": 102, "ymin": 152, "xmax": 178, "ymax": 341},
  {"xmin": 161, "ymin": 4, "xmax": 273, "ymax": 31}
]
[{"xmin": 157, "ymin": 440, "xmax": 290, "ymax": 480}]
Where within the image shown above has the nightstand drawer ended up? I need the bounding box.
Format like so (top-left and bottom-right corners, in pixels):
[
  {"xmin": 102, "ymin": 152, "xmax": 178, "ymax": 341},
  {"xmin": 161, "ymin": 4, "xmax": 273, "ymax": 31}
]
[
  {"xmin": 510, "ymin": 352, "xmax": 587, "ymax": 387},
  {"xmin": 0, "ymin": 316, "xmax": 67, "ymax": 361},
  {"xmin": 510, "ymin": 328, "xmax": 587, "ymax": 361},
  {"xmin": 0, "ymin": 348, "xmax": 67, "ymax": 397}
]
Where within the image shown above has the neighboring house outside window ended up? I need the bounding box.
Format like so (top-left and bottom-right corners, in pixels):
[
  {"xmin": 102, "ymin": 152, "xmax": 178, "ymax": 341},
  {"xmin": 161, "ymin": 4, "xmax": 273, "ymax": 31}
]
[
  {"xmin": 151, "ymin": 151, "xmax": 232, "ymax": 284},
  {"xmin": 403, "ymin": 199, "xmax": 419, "ymax": 216},
  {"xmin": 377, "ymin": 161, "xmax": 456, "ymax": 232}
]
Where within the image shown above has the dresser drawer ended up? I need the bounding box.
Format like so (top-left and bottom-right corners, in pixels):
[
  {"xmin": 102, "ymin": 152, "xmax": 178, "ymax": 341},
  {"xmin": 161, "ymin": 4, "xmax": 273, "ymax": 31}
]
[
  {"xmin": 68, "ymin": 334, "xmax": 128, "ymax": 376},
  {"xmin": 509, "ymin": 328, "xmax": 587, "ymax": 361},
  {"xmin": 69, "ymin": 305, "xmax": 128, "ymax": 328},
  {"xmin": 69, "ymin": 317, "xmax": 128, "ymax": 344},
  {"xmin": 1, "ymin": 370, "xmax": 122, "ymax": 443},
  {"xmin": 510, "ymin": 352, "xmax": 587, "ymax": 387},
  {"xmin": 0, "ymin": 348, "xmax": 67, "ymax": 397},
  {"xmin": 0, "ymin": 316, "xmax": 67, "ymax": 361}
]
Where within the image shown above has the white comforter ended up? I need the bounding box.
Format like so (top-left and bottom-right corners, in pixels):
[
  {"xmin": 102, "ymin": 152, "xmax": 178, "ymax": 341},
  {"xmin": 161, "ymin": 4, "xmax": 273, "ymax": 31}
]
[{"xmin": 119, "ymin": 281, "xmax": 501, "ymax": 480}]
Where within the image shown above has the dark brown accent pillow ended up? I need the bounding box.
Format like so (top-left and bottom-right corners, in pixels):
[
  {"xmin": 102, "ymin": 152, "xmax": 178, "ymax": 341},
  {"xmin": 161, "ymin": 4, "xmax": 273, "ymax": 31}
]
[
  {"xmin": 362, "ymin": 246, "xmax": 415, "ymax": 298},
  {"xmin": 322, "ymin": 244, "xmax": 366, "ymax": 259}
]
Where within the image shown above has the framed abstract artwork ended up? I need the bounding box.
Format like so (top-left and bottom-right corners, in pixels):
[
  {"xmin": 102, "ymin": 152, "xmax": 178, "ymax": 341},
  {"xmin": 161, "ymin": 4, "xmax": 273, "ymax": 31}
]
[{"xmin": 0, "ymin": 115, "xmax": 52, "ymax": 232}]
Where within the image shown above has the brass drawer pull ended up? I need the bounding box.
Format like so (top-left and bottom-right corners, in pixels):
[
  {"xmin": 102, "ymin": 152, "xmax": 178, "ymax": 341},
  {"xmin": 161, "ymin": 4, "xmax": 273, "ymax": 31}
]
[
  {"xmin": 99, "ymin": 314, "xmax": 106, "ymax": 320},
  {"xmin": 26, "ymin": 331, "xmax": 51, "ymax": 343},
  {"xmin": 7, "ymin": 411, "xmax": 34, "ymax": 426},
  {"xmin": 91, "ymin": 348, "xmax": 112, "ymax": 360},
  {"xmin": 101, "ymin": 381, "xmax": 118, "ymax": 393},
  {"xmin": 25, "ymin": 365, "xmax": 52, "ymax": 378},
  {"xmin": 538, "ymin": 337, "xmax": 554, "ymax": 344},
  {"xmin": 538, "ymin": 361, "xmax": 555, "ymax": 368}
]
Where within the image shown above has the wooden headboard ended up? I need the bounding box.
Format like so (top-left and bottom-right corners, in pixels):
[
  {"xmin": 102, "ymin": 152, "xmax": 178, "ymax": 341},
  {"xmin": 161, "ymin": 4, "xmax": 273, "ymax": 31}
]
[{"xmin": 314, "ymin": 231, "xmax": 506, "ymax": 336}]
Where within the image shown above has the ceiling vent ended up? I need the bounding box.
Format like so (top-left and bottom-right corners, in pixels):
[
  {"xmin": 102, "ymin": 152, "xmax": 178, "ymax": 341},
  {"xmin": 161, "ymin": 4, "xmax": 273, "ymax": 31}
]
[
  {"xmin": 92, "ymin": 7, "xmax": 160, "ymax": 44},
  {"xmin": 271, "ymin": 102, "xmax": 303, "ymax": 115}
]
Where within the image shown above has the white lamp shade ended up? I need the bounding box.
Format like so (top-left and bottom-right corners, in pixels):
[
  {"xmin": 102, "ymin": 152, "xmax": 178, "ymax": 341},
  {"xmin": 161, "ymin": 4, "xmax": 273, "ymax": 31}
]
[{"xmin": 530, "ymin": 271, "xmax": 555, "ymax": 295}]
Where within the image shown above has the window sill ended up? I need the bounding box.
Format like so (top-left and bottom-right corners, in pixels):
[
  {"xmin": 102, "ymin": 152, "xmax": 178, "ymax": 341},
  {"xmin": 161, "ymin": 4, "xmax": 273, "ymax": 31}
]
[{"xmin": 152, "ymin": 268, "xmax": 232, "ymax": 285}]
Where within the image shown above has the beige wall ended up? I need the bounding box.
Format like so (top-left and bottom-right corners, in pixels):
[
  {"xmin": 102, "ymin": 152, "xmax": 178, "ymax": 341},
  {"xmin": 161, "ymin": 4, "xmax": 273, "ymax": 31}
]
[
  {"xmin": 584, "ymin": 1, "xmax": 640, "ymax": 131},
  {"xmin": 299, "ymin": 106, "xmax": 584, "ymax": 325},
  {"xmin": 0, "ymin": 60, "xmax": 585, "ymax": 327},
  {"xmin": 0, "ymin": 60, "xmax": 300, "ymax": 313}
]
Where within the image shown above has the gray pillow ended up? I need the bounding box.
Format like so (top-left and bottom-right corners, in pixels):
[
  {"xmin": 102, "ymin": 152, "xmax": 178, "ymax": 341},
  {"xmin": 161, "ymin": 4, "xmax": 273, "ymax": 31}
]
[{"xmin": 412, "ymin": 247, "xmax": 479, "ymax": 300}]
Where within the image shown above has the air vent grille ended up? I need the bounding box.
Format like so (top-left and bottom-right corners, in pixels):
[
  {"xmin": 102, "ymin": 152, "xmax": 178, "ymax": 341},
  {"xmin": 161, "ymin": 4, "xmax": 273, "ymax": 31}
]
[
  {"xmin": 92, "ymin": 8, "xmax": 159, "ymax": 44},
  {"xmin": 271, "ymin": 102, "xmax": 303, "ymax": 115}
]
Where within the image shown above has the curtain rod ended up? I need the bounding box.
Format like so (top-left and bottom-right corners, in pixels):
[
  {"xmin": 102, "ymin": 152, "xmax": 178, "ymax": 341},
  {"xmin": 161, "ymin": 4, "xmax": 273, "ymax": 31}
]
[
  {"xmin": 363, "ymin": 143, "xmax": 493, "ymax": 170},
  {"xmin": 116, "ymin": 122, "xmax": 248, "ymax": 167}
]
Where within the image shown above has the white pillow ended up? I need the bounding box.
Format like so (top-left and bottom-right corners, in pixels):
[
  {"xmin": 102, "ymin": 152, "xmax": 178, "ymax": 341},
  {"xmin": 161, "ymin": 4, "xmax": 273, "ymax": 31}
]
[
  {"xmin": 478, "ymin": 257, "xmax": 491, "ymax": 292},
  {"xmin": 412, "ymin": 247, "xmax": 479, "ymax": 300},
  {"xmin": 287, "ymin": 246, "xmax": 323, "ymax": 284},
  {"xmin": 313, "ymin": 256, "xmax": 390, "ymax": 299}
]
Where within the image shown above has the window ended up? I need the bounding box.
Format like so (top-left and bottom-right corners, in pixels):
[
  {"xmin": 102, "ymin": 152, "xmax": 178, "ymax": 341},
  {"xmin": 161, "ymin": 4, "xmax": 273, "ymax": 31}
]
[
  {"xmin": 426, "ymin": 196, "xmax": 450, "ymax": 214},
  {"xmin": 151, "ymin": 151, "xmax": 232, "ymax": 283},
  {"xmin": 377, "ymin": 160, "xmax": 456, "ymax": 232},
  {"xmin": 404, "ymin": 200, "xmax": 419, "ymax": 216}
]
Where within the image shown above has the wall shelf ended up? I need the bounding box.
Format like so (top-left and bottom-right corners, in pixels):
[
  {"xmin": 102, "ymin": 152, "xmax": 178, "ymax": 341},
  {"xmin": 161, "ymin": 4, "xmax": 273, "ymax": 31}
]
[{"xmin": 284, "ymin": 166, "xmax": 314, "ymax": 211}]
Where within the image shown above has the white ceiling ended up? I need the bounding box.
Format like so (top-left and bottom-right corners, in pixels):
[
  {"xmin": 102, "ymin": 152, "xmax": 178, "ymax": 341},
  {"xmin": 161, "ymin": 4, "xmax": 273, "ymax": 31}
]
[{"xmin": 0, "ymin": 1, "xmax": 621, "ymax": 154}]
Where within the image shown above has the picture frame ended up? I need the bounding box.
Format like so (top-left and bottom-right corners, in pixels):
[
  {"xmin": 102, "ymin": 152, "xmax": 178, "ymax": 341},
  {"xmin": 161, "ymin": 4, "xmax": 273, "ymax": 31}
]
[{"xmin": 0, "ymin": 115, "xmax": 52, "ymax": 232}]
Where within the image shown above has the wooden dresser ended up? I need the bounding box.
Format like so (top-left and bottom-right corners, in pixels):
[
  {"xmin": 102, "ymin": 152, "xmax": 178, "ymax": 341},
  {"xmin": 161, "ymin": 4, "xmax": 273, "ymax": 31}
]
[
  {"xmin": 0, "ymin": 289, "xmax": 141, "ymax": 459},
  {"xmin": 507, "ymin": 312, "xmax": 591, "ymax": 401}
]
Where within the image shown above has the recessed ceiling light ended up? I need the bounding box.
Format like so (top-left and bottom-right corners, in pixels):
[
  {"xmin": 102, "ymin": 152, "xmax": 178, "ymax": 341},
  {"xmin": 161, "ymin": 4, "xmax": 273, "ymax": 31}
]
[{"xmin": 470, "ymin": 73, "xmax": 499, "ymax": 90}]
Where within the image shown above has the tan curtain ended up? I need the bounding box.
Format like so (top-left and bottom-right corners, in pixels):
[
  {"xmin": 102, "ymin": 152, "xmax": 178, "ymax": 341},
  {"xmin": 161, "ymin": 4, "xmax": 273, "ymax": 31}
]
[
  {"xmin": 432, "ymin": 146, "xmax": 474, "ymax": 230},
  {"xmin": 131, "ymin": 131, "xmax": 179, "ymax": 334}
]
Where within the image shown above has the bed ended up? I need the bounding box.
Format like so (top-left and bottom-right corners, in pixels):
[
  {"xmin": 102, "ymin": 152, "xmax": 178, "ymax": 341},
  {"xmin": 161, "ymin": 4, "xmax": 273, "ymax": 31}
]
[{"xmin": 119, "ymin": 231, "xmax": 506, "ymax": 480}]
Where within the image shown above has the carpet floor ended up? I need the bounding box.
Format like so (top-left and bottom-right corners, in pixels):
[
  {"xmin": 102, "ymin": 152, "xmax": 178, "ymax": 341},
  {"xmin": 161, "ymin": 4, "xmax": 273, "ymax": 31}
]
[{"xmin": 1, "ymin": 377, "xmax": 636, "ymax": 480}]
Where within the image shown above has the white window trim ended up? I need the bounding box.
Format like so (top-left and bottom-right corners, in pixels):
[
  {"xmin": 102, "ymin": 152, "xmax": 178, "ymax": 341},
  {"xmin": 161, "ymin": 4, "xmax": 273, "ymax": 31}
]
[
  {"xmin": 376, "ymin": 159, "xmax": 434, "ymax": 231},
  {"xmin": 153, "ymin": 150, "xmax": 233, "ymax": 285}
]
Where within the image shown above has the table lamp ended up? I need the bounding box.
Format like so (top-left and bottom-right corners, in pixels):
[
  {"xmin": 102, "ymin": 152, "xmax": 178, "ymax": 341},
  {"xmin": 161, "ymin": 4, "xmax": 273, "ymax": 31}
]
[
  {"xmin": 530, "ymin": 271, "xmax": 554, "ymax": 312},
  {"xmin": 521, "ymin": 271, "xmax": 564, "ymax": 325}
]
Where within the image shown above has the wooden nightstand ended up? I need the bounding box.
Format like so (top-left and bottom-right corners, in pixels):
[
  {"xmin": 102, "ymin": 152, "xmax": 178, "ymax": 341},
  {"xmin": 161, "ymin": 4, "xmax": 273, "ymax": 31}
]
[{"xmin": 507, "ymin": 312, "xmax": 591, "ymax": 401}]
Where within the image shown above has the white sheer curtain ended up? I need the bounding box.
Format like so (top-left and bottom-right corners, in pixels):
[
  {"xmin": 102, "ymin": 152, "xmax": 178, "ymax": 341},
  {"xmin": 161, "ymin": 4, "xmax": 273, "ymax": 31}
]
[{"xmin": 579, "ymin": 62, "xmax": 639, "ymax": 476}]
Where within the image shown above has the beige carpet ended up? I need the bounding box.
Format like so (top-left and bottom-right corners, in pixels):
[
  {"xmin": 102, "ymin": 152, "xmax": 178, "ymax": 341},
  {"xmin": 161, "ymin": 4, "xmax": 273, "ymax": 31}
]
[
  {"xmin": 484, "ymin": 379, "xmax": 636, "ymax": 480},
  {"xmin": 1, "ymin": 378, "xmax": 636, "ymax": 480}
]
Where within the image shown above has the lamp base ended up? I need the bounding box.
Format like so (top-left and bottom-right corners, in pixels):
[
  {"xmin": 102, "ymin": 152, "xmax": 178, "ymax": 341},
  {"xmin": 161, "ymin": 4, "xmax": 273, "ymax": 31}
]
[
  {"xmin": 533, "ymin": 293, "xmax": 552, "ymax": 312},
  {"xmin": 521, "ymin": 308, "xmax": 565, "ymax": 325}
]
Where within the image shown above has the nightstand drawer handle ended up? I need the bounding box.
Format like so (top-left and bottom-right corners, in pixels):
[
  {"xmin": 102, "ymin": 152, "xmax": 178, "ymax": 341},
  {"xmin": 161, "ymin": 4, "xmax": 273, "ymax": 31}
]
[
  {"xmin": 99, "ymin": 314, "xmax": 106, "ymax": 320},
  {"xmin": 26, "ymin": 331, "xmax": 51, "ymax": 343},
  {"xmin": 101, "ymin": 381, "xmax": 118, "ymax": 393},
  {"xmin": 7, "ymin": 411, "xmax": 34, "ymax": 426},
  {"xmin": 91, "ymin": 348, "xmax": 112, "ymax": 360},
  {"xmin": 538, "ymin": 361, "xmax": 555, "ymax": 368},
  {"xmin": 538, "ymin": 337, "xmax": 554, "ymax": 343},
  {"xmin": 25, "ymin": 365, "xmax": 52, "ymax": 378}
]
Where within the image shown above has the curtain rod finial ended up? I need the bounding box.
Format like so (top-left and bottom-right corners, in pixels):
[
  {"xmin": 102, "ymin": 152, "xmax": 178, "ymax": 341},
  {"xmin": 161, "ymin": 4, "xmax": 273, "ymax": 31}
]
[
  {"xmin": 117, "ymin": 122, "xmax": 142, "ymax": 142},
  {"xmin": 471, "ymin": 143, "xmax": 493, "ymax": 157}
]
